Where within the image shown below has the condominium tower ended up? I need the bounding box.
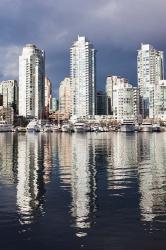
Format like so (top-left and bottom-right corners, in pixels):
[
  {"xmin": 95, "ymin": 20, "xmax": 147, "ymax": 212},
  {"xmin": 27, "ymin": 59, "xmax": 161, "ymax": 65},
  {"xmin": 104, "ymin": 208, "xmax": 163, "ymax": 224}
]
[
  {"xmin": 19, "ymin": 44, "xmax": 45, "ymax": 119},
  {"xmin": 137, "ymin": 43, "xmax": 164, "ymax": 118},
  {"xmin": 106, "ymin": 75, "xmax": 140, "ymax": 121},
  {"xmin": 70, "ymin": 35, "xmax": 96, "ymax": 117}
]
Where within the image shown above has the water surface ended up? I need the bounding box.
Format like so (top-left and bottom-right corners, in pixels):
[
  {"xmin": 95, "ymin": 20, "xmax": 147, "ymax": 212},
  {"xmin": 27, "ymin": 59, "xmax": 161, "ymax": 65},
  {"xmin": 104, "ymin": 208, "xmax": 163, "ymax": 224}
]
[{"xmin": 0, "ymin": 132, "xmax": 166, "ymax": 249}]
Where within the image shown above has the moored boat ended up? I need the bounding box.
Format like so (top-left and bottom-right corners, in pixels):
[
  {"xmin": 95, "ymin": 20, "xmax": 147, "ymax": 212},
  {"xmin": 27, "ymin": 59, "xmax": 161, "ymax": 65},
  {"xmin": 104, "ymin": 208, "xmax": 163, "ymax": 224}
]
[
  {"xmin": 16, "ymin": 127, "xmax": 27, "ymax": 133},
  {"xmin": 120, "ymin": 120, "xmax": 135, "ymax": 132},
  {"xmin": 43, "ymin": 123, "xmax": 53, "ymax": 132},
  {"xmin": 140, "ymin": 121, "xmax": 153, "ymax": 132},
  {"xmin": 152, "ymin": 123, "xmax": 161, "ymax": 132},
  {"xmin": 73, "ymin": 122, "xmax": 88, "ymax": 132},
  {"xmin": 27, "ymin": 119, "xmax": 40, "ymax": 132},
  {"xmin": 0, "ymin": 120, "xmax": 13, "ymax": 132}
]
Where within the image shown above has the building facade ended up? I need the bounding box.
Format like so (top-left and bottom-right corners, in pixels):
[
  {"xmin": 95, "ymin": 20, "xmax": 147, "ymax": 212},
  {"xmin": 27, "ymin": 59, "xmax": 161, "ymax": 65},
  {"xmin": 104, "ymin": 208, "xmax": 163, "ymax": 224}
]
[
  {"xmin": 96, "ymin": 91, "xmax": 107, "ymax": 115},
  {"xmin": 70, "ymin": 35, "xmax": 96, "ymax": 118},
  {"xmin": 106, "ymin": 75, "xmax": 139, "ymax": 121},
  {"xmin": 19, "ymin": 44, "xmax": 45, "ymax": 119},
  {"xmin": 113, "ymin": 80, "xmax": 134, "ymax": 121},
  {"xmin": 137, "ymin": 43, "xmax": 164, "ymax": 118},
  {"xmin": 59, "ymin": 77, "xmax": 72, "ymax": 116},
  {"xmin": 0, "ymin": 80, "xmax": 18, "ymax": 113},
  {"xmin": 50, "ymin": 98, "xmax": 58, "ymax": 113},
  {"xmin": 45, "ymin": 76, "xmax": 52, "ymax": 118},
  {"xmin": 105, "ymin": 76, "xmax": 114, "ymax": 115},
  {"xmin": 150, "ymin": 80, "xmax": 166, "ymax": 121}
]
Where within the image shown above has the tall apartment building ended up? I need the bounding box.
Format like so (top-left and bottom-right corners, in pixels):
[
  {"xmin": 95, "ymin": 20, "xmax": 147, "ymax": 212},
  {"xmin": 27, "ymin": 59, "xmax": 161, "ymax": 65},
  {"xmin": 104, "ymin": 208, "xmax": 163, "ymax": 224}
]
[
  {"xmin": 0, "ymin": 80, "xmax": 18, "ymax": 113},
  {"xmin": 106, "ymin": 75, "xmax": 139, "ymax": 121},
  {"xmin": 151, "ymin": 80, "xmax": 166, "ymax": 121},
  {"xmin": 19, "ymin": 44, "xmax": 45, "ymax": 119},
  {"xmin": 59, "ymin": 77, "xmax": 72, "ymax": 116},
  {"xmin": 70, "ymin": 35, "xmax": 96, "ymax": 117},
  {"xmin": 45, "ymin": 76, "xmax": 52, "ymax": 118},
  {"xmin": 105, "ymin": 76, "xmax": 119, "ymax": 115},
  {"xmin": 113, "ymin": 80, "xmax": 134, "ymax": 121},
  {"xmin": 137, "ymin": 43, "xmax": 164, "ymax": 118}
]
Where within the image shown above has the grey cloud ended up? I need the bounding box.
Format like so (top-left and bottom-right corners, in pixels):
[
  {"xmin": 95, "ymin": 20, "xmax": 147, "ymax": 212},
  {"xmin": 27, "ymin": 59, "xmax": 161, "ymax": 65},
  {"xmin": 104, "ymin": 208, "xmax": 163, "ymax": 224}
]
[{"xmin": 0, "ymin": 0, "xmax": 165, "ymax": 94}]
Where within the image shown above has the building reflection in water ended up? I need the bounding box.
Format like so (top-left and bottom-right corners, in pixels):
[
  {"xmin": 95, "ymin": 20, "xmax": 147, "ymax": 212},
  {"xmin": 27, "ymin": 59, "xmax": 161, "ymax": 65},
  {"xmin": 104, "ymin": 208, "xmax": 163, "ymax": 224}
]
[
  {"xmin": 0, "ymin": 133, "xmax": 17, "ymax": 185},
  {"xmin": 16, "ymin": 133, "xmax": 46, "ymax": 225},
  {"xmin": 106, "ymin": 133, "xmax": 139, "ymax": 191},
  {"xmin": 138, "ymin": 133, "xmax": 166, "ymax": 223},
  {"xmin": 42, "ymin": 133, "xmax": 53, "ymax": 184},
  {"xmin": 58, "ymin": 133, "xmax": 96, "ymax": 238},
  {"xmin": 1, "ymin": 131, "xmax": 166, "ymax": 233}
]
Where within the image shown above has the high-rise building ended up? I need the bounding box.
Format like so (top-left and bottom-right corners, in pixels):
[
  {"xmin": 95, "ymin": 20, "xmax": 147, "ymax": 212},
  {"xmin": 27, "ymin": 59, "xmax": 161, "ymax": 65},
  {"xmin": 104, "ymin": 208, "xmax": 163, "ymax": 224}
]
[
  {"xmin": 137, "ymin": 43, "xmax": 164, "ymax": 118},
  {"xmin": 70, "ymin": 35, "xmax": 96, "ymax": 117},
  {"xmin": 151, "ymin": 80, "xmax": 166, "ymax": 121},
  {"xmin": 45, "ymin": 76, "xmax": 52, "ymax": 118},
  {"xmin": 112, "ymin": 78, "xmax": 134, "ymax": 121},
  {"xmin": 59, "ymin": 77, "xmax": 72, "ymax": 116},
  {"xmin": 0, "ymin": 80, "xmax": 18, "ymax": 113},
  {"xmin": 105, "ymin": 76, "xmax": 118, "ymax": 115},
  {"xmin": 106, "ymin": 75, "xmax": 139, "ymax": 121},
  {"xmin": 19, "ymin": 44, "xmax": 45, "ymax": 119}
]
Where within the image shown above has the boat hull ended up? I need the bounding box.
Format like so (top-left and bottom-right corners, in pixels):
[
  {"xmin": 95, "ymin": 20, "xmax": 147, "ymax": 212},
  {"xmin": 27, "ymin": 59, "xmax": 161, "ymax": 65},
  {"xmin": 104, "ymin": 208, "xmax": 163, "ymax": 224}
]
[
  {"xmin": 140, "ymin": 126, "xmax": 153, "ymax": 132},
  {"xmin": 120, "ymin": 124, "xmax": 135, "ymax": 132}
]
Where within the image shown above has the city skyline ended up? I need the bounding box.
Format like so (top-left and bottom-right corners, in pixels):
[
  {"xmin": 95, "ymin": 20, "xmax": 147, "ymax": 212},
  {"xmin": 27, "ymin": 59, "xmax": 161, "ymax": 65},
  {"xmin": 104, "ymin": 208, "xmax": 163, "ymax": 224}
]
[{"xmin": 0, "ymin": 0, "xmax": 166, "ymax": 95}]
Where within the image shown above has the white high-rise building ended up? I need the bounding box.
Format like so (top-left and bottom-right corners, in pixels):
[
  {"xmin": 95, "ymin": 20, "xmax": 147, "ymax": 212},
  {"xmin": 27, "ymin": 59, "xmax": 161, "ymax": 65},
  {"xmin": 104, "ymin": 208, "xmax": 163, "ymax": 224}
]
[
  {"xmin": 70, "ymin": 35, "xmax": 96, "ymax": 118},
  {"xmin": 19, "ymin": 44, "xmax": 45, "ymax": 119},
  {"xmin": 106, "ymin": 75, "xmax": 140, "ymax": 121},
  {"xmin": 137, "ymin": 43, "xmax": 164, "ymax": 118},
  {"xmin": 112, "ymin": 78, "xmax": 134, "ymax": 121}
]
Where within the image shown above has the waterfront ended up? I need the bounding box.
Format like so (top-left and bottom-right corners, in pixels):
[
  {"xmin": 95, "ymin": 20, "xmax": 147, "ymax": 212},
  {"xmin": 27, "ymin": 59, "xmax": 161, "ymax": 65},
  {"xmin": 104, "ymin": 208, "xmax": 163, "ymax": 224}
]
[{"xmin": 0, "ymin": 132, "xmax": 166, "ymax": 249}]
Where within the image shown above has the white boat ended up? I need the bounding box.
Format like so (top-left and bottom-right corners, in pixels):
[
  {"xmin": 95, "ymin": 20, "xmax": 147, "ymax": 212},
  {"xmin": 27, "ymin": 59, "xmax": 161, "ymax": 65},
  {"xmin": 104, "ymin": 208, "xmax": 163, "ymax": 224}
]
[
  {"xmin": 90, "ymin": 125, "xmax": 99, "ymax": 132},
  {"xmin": 61, "ymin": 123, "xmax": 71, "ymax": 132},
  {"xmin": 120, "ymin": 120, "xmax": 135, "ymax": 132},
  {"xmin": 152, "ymin": 123, "xmax": 161, "ymax": 132},
  {"xmin": 52, "ymin": 125, "xmax": 61, "ymax": 132},
  {"xmin": 43, "ymin": 123, "xmax": 53, "ymax": 132},
  {"xmin": 27, "ymin": 119, "xmax": 40, "ymax": 132},
  {"xmin": 16, "ymin": 127, "xmax": 27, "ymax": 133},
  {"xmin": 73, "ymin": 122, "xmax": 88, "ymax": 133},
  {"xmin": 0, "ymin": 120, "xmax": 13, "ymax": 132},
  {"xmin": 140, "ymin": 122, "xmax": 153, "ymax": 132}
]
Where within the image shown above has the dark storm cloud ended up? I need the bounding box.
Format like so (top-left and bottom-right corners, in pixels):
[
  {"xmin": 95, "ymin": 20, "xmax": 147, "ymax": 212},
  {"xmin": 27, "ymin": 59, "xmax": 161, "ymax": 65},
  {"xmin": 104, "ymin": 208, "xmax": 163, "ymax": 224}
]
[{"xmin": 0, "ymin": 0, "xmax": 166, "ymax": 94}]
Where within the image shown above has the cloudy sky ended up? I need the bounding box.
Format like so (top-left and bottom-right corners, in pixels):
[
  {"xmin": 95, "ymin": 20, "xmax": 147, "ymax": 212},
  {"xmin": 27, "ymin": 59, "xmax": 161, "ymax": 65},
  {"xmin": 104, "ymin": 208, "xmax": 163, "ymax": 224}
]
[{"xmin": 0, "ymin": 0, "xmax": 166, "ymax": 95}]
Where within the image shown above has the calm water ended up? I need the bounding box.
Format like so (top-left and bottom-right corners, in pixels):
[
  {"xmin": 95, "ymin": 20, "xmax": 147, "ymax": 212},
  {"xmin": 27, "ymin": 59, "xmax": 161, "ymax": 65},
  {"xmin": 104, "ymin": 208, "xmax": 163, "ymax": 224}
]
[{"xmin": 0, "ymin": 132, "xmax": 166, "ymax": 250}]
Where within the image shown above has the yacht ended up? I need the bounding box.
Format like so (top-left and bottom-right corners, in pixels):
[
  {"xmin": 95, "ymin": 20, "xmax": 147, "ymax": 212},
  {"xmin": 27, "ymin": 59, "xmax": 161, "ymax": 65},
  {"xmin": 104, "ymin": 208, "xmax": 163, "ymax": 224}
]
[
  {"xmin": 140, "ymin": 121, "xmax": 153, "ymax": 132},
  {"xmin": 26, "ymin": 119, "xmax": 40, "ymax": 132},
  {"xmin": 152, "ymin": 123, "xmax": 161, "ymax": 132},
  {"xmin": 43, "ymin": 123, "xmax": 53, "ymax": 132},
  {"xmin": 120, "ymin": 120, "xmax": 135, "ymax": 132},
  {"xmin": 0, "ymin": 120, "xmax": 13, "ymax": 132},
  {"xmin": 73, "ymin": 122, "xmax": 89, "ymax": 133},
  {"xmin": 16, "ymin": 127, "xmax": 27, "ymax": 133}
]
